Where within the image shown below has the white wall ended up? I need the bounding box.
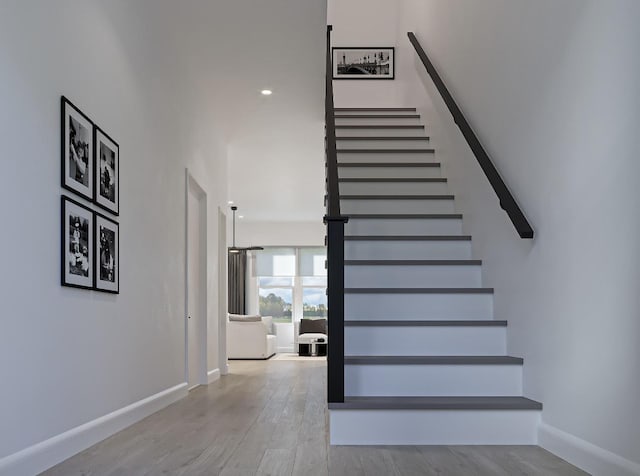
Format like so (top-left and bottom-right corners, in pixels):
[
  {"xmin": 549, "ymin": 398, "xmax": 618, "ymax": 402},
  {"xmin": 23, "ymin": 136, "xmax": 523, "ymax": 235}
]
[
  {"xmin": 394, "ymin": 1, "xmax": 640, "ymax": 473},
  {"xmin": 0, "ymin": 1, "xmax": 228, "ymax": 472},
  {"xmin": 328, "ymin": 0, "xmax": 403, "ymax": 107}
]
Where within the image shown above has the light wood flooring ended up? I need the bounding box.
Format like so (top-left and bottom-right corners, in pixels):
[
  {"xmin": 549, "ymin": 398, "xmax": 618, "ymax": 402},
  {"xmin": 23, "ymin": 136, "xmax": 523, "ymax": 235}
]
[{"xmin": 43, "ymin": 359, "xmax": 588, "ymax": 476}]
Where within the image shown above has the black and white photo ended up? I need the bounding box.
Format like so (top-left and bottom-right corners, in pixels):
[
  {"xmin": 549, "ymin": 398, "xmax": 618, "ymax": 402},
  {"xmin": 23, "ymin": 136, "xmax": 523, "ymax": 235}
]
[
  {"xmin": 95, "ymin": 212, "xmax": 119, "ymax": 293},
  {"xmin": 61, "ymin": 195, "xmax": 94, "ymax": 289},
  {"xmin": 94, "ymin": 127, "xmax": 119, "ymax": 215},
  {"xmin": 61, "ymin": 96, "xmax": 94, "ymax": 200},
  {"xmin": 332, "ymin": 47, "xmax": 395, "ymax": 80}
]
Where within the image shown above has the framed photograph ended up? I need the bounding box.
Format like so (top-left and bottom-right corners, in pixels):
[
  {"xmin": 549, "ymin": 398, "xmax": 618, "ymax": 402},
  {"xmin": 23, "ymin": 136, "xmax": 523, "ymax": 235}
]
[
  {"xmin": 94, "ymin": 126, "xmax": 119, "ymax": 215},
  {"xmin": 95, "ymin": 212, "xmax": 119, "ymax": 293},
  {"xmin": 61, "ymin": 96, "xmax": 94, "ymax": 200},
  {"xmin": 332, "ymin": 47, "xmax": 395, "ymax": 80},
  {"xmin": 61, "ymin": 195, "xmax": 94, "ymax": 290}
]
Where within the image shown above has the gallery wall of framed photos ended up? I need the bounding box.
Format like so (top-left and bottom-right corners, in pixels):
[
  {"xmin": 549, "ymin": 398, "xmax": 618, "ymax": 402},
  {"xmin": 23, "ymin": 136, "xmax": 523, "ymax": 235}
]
[{"xmin": 61, "ymin": 96, "xmax": 120, "ymax": 294}]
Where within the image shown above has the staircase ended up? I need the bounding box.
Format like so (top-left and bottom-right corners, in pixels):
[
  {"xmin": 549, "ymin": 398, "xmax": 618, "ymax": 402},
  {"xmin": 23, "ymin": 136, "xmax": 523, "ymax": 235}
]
[{"xmin": 327, "ymin": 107, "xmax": 542, "ymax": 445}]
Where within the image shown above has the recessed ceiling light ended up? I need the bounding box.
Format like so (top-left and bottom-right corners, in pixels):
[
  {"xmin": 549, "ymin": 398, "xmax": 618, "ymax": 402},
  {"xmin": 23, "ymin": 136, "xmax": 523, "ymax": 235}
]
[
  {"xmin": 227, "ymin": 200, "xmax": 234, "ymax": 205},
  {"xmin": 261, "ymin": 89, "xmax": 273, "ymax": 96},
  {"xmin": 238, "ymin": 215, "xmax": 244, "ymax": 219}
]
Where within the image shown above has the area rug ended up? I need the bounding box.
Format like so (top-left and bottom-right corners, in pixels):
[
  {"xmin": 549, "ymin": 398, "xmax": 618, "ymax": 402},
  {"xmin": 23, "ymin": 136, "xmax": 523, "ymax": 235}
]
[{"xmin": 272, "ymin": 353, "xmax": 326, "ymax": 361}]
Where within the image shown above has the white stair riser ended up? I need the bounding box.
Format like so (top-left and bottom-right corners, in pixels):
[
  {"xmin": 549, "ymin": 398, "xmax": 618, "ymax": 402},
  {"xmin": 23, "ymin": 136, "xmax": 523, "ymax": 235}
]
[
  {"xmin": 345, "ymin": 326, "xmax": 506, "ymax": 356},
  {"xmin": 337, "ymin": 152, "xmax": 436, "ymax": 163},
  {"xmin": 345, "ymin": 241, "xmax": 472, "ymax": 260},
  {"xmin": 339, "ymin": 181, "xmax": 449, "ymax": 195},
  {"xmin": 345, "ymin": 364, "xmax": 522, "ymax": 397},
  {"xmin": 336, "ymin": 128, "xmax": 426, "ymax": 138},
  {"xmin": 345, "ymin": 218, "xmax": 463, "ymax": 236},
  {"xmin": 341, "ymin": 199, "xmax": 455, "ymax": 215},
  {"xmin": 329, "ymin": 410, "xmax": 539, "ymax": 445},
  {"xmin": 336, "ymin": 139, "xmax": 430, "ymax": 149},
  {"xmin": 335, "ymin": 117, "xmax": 422, "ymax": 126},
  {"xmin": 339, "ymin": 166, "xmax": 441, "ymax": 179},
  {"xmin": 345, "ymin": 265, "xmax": 481, "ymax": 288},
  {"xmin": 345, "ymin": 293, "xmax": 493, "ymax": 320},
  {"xmin": 335, "ymin": 111, "xmax": 418, "ymax": 116}
]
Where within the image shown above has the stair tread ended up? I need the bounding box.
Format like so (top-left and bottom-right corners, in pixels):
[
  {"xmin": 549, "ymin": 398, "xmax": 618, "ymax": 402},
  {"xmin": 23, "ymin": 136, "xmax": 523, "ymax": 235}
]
[
  {"xmin": 345, "ymin": 320, "xmax": 507, "ymax": 327},
  {"xmin": 344, "ymin": 355, "xmax": 522, "ymax": 365},
  {"xmin": 335, "ymin": 108, "xmax": 417, "ymax": 112},
  {"xmin": 339, "ymin": 178, "xmax": 447, "ymax": 183},
  {"xmin": 345, "ymin": 235, "xmax": 471, "ymax": 241},
  {"xmin": 336, "ymin": 125, "xmax": 425, "ymax": 129},
  {"xmin": 340, "ymin": 195, "xmax": 453, "ymax": 200},
  {"xmin": 336, "ymin": 114, "xmax": 420, "ymax": 118},
  {"xmin": 345, "ymin": 259, "xmax": 481, "ymax": 265},
  {"xmin": 337, "ymin": 136, "xmax": 429, "ymax": 140},
  {"xmin": 345, "ymin": 287, "xmax": 493, "ymax": 294},
  {"xmin": 347, "ymin": 214, "xmax": 462, "ymax": 219},
  {"xmin": 337, "ymin": 149, "xmax": 435, "ymax": 153},
  {"xmin": 338, "ymin": 162, "xmax": 440, "ymax": 167},
  {"xmin": 329, "ymin": 396, "xmax": 542, "ymax": 410}
]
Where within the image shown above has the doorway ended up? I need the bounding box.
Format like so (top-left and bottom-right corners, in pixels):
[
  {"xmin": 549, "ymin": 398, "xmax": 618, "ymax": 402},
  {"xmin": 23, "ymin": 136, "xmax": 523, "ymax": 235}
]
[{"xmin": 186, "ymin": 172, "xmax": 207, "ymax": 390}]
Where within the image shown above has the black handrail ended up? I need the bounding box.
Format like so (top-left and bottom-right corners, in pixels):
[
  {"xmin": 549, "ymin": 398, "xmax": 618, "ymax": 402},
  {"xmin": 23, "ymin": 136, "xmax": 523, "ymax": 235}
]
[
  {"xmin": 408, "ymin": 32, "xmax": 534, "ymax": 239},
  {"xmin": 324, "ymin": 25, "xmax": 347, "ymax": 404}
]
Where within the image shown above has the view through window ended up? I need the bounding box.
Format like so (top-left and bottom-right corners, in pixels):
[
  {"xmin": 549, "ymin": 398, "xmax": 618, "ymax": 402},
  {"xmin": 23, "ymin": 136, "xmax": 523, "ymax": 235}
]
[{"xmin": 255, "ymin": 247, "xmax": 327, "ymax": 323}]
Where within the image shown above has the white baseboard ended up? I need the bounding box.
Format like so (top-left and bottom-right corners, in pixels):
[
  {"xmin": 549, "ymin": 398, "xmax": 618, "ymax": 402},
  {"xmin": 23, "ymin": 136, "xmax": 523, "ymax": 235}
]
[
  {"xmin": 207, "ymin": 368, "xmax": 220, "ymax": 384},
  {"xmin": 0, "ymin": 383, "xmax": 188, "ymax": 476},
  {"xmin": 220, "ymin": 362, "xmax": 229, "ymax": 375},
  {"xmin": 539, "ymin": 422, "xmax": 640, "ymax": 476}
]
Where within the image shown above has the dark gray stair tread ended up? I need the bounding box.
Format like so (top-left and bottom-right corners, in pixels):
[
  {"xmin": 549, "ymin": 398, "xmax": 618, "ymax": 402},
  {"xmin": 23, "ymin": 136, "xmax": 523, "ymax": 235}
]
[
  {"xmin": 340, "ymin": 195, "xmax": 453, "ymax": 200},
  {"xmin": 335, "ymin": 108, "xmax": 417, "ymax": 112},
  {"xmin": 336, "ymin": 125, "xmax": 425, "ymax": 129},
  {"xmin": 338, "ymin": 162, "xmax": 440, "ymax": 167},
  {"xmin": 345, "ymin": 235, "xmax": 471, "ymax": 241},
  {"xmin": 339, "ymin": 178, "xmax": 447, "ymax": 183},
  {"xmin": 337, "ymin": 149, "xmax": 434, "ymax": 153},
  {"xmin": 335, "ymin": 114, "xmax": 420, "ymax": 118},
  {"xmin": 344, "ymin": 260, "xmax": 481, "ymax": 265},
  {"xmin": 344, "ymin": 355, "xmax": 522, "ymax": 365},
  {"xmin": 345, "ymin": 287, "xmax": 493, "ymax": 294},
  {"xmin": 329, "ymin": 396, "xmax": 542, "ymax": 411},
  {"xmin": 347, "ymin": 214, "xmax": 462, "ymax": 219},
  {"xmin": 337, "ymin": 136, "xmax": 429, "ymax": 140},
  {"xmin": 345, "ymin": 320, "xmax": 507, "ymax": 327}
]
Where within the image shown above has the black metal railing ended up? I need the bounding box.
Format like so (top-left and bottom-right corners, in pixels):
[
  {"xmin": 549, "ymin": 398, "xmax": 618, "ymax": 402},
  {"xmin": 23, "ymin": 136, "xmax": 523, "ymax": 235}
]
[
  {"xmin": 324, "ymin": 25, "xmax": 347, "ymax": 404},
  {"xmin": 408, "ymin": 32, "xmax": 534, "ymax": 239}
]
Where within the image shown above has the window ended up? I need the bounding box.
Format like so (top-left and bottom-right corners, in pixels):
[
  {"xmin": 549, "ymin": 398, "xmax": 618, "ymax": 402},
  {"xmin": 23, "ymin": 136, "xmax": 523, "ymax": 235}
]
[{"xmin": 254, "ymin": 247, "xmax": 326, "ymax": 323}]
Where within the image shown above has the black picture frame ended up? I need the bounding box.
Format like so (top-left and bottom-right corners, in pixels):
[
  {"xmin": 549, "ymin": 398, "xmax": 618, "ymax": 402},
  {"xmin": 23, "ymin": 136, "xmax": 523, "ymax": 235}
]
[
  {"xmin": 61, "ymin": 195, "xmax": 95, "ymax": 290},
  {"xmin": 94, "ymin": 211, "xmax": 120, "ymax": 294},
  {"xmin": 61, "ymin": 96, "xmax": 94, "ymax": 201},
  {"xmin": 94, "ymin": 126, "xmax": 119, "ymax": 216},
  {"xmin": 332, "ymin": 47, "xmax": 395, "ymax": 80}
]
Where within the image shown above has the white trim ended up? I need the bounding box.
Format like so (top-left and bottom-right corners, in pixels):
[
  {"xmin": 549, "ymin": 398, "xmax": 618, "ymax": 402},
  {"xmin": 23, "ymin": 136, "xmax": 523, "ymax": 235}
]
[
  {"xmin": 0, "ymin": 383, "xmax": 188, "ymax": 476},
  {"xmin": 207, "ymin": 368, "xmax": 220, "ymax": 384},
  {"xmin": 539, "ymin": 422, "xmax": 640, "ymax": 476}
]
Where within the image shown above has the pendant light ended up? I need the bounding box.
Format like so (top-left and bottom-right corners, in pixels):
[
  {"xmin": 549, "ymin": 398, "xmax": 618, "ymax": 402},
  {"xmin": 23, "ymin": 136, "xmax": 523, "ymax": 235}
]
[{"xmin": 228, "ymin": 206, "xmax": 263, "ymax": 253}]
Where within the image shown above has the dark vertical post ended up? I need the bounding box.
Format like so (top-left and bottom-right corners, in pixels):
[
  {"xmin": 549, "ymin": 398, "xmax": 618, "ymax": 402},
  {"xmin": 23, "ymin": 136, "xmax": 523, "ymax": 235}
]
[{"xmin": 325, "ymin": 217, "xmax": 346, "ymax": 403}]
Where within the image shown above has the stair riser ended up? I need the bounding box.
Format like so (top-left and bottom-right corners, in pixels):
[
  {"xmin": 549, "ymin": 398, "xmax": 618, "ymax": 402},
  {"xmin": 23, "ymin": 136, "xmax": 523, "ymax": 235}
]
[
  {"xmin": 345, "ymin": 218, "xmax": 463, "ymax": 235},
  {"xmin": 345, "ymin": 326, "xmax": 506, "ymax": 356},
  {"xmin": 335, "ymin": 117, "xmax": 422, "ymax": 126},
  {"xmin": 337, "ymin": 152, "xmax": 436, "ymax": 163},
  {"xmin": 339, "ymin": 167, "xmax": 441, "ymax": 179},
  {"xmin": 339, "ymin": 182, "xmax": 449, "ymax": 195},
  {"xmin": 345, "ymin": 293, "xmax": 493, "ymax": 320},
  {"xmin": 334, "ymin": 110, "xmax": 417, "ymax": 116},
  {"xmin": 345, "ymin": 241, "xmax": 472, "ymax": 260},
  {"xmin": 336, "ymin": 139, "xmax": 429, "ymax": 149},
  {"xmin": 345, "ymin": 364, "xmax": 522, "ymax": 397},
  {"xmin": 336, "ymin": 128, "xmax": 425, "ymax": 137},
  {"xmin": 345, "ymin": 265, "xmax": 481, "ymax": 288},
  {"xmin": 341, "ymin": 199, "xmax": 455, "ymax": 215},
  {"xmin": 329, "ymin": 410, "xmax": 539, "ymax": 445}
]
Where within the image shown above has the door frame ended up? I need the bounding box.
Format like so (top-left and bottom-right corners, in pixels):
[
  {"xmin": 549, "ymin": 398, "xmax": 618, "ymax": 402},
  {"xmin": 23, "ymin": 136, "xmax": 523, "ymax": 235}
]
[
  {"xmin": 185, "ymin": 170, "xmax": 208, "ymax": 388},
  {"xmin": 217, "ymin": 207, "xmax": 228, "ymax": 375}
]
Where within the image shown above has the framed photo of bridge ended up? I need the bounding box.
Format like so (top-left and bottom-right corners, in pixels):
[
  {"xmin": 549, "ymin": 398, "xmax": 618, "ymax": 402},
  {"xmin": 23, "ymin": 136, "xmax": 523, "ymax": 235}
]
[{"xmin": 332, "ymin": 47, "xmax": 395, "ymax": 80}]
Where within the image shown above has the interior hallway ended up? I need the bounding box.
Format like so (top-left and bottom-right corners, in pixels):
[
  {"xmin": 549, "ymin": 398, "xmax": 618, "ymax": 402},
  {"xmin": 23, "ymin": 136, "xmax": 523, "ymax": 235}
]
[{"xmin": 44, "ymin": 361, "xmax": 588, "ymax": 476}]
